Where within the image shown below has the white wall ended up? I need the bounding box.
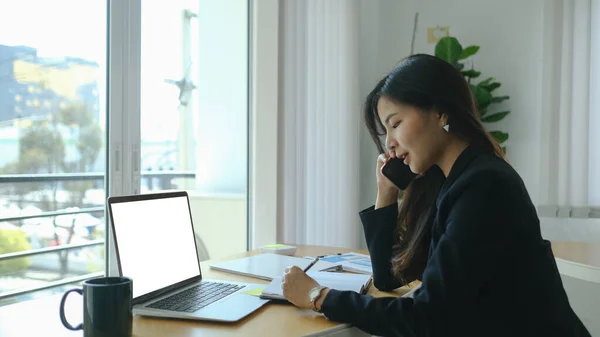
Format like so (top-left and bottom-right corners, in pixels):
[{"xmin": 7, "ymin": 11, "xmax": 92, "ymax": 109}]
[
  {"xmin": 358, "ymin": 0, "xmax": 546, "ymax": 210},
  {"xmin": 356, "ymin": 0, "xmax": 600, "ymax": 247},
  {"xmin": 540, "ymin": 218, "xmax": 600, "ymax": 243}
]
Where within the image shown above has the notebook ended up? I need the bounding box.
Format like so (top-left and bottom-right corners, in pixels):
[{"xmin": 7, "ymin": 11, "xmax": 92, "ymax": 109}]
[
  {"xmin": 260, "ymin": 271, "xmax": 373, "ymax": 301},
  {"xmin": 209, "ymin": 254, "xmax": 342, "ymax": 281},
  {"xmin": 317, "ymin": 252, "xmax": 373, "ymax": 274}
]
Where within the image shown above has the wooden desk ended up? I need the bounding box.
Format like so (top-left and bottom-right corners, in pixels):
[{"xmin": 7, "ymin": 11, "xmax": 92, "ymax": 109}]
[
  {"xmin": 550, "ymin": 241, "xmax": 600, "ymax": 268},
  {"xmin": 0, "ymin": 245, "xmax": 412, "ymax": 337},
  {"xmin": 4, "ymin": 241, "xmax": 593, "ymax": 336},
  {"xmin": 551, "ymin": 241, "xmax": 600, "ymax": 285}
]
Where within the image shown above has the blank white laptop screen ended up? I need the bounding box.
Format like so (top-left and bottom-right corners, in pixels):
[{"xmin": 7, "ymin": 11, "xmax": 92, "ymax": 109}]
[{"xmin": 110, "ymin": 196, "xmax": 200, "ymax": 299}]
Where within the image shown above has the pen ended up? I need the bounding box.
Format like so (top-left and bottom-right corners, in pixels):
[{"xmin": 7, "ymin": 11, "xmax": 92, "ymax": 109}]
[
  {"xmin": 317, "ymin": 253, "xmax": 343, "ymax": 258},
  {"xmin": 303, "ymin": 256, "xmax": 320, "ymax": 273}
]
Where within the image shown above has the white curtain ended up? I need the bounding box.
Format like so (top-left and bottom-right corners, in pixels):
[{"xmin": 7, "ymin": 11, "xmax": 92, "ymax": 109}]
[
  {"xmin": 539, "ymin": 0, "xmax": 600, "ymax": 217},
  {"xmin": 277, "ymin": 0, "xmax": 362, "ymax": 247}
]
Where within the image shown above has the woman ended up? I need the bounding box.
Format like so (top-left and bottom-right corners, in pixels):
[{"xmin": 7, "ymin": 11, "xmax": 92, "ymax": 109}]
[{"xmin": 281, "ymin": 54, "xmax": 590, "ymax": 337}]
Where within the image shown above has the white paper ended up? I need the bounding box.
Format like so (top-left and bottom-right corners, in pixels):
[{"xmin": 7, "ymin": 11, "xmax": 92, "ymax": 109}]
[{"xmin": 261, "ymin": 271, "xmax": 372, "ymax": 300}]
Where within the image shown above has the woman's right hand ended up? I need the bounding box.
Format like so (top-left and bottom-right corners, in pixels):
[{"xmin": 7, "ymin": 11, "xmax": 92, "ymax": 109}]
[{"xmin": 375, "ymin": 153, "xmax": 399, "ymax": 209}]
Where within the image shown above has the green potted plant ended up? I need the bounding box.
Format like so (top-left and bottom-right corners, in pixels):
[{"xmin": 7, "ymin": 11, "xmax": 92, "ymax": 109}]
[
  {"xmin": 434, "ymin": 36, "xmax": 510, "ymax": 151},
  {"xmin": 0, "ymin": 228, "xmax": 32, "ymax": 274}
]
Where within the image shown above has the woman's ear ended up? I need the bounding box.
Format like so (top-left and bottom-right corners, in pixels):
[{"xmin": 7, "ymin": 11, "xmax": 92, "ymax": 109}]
[{"xmin": 437, "ymin": 112, "xmax": 448, "ymax": 127}]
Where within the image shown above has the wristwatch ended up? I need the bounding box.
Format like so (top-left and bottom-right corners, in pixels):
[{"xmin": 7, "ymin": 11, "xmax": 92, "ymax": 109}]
[{"xmin": 308, "ymin": 285, "xmax": 327, "ymax": 313}]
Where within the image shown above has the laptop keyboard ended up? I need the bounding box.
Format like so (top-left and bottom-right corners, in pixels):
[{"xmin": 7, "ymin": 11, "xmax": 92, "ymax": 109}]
[{"xmin": 147, "ymin": 281, "xmax": 245, "ymax": 313}]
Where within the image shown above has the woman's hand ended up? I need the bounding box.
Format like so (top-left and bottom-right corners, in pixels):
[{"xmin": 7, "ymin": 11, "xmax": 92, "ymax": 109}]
[
  {"xmin": 282, "ymin": 266, "xmax": 320, "ymax": 309},
  {"xmin": 376, "ymin": 153, "xmax": 399, "ymax": 209}
]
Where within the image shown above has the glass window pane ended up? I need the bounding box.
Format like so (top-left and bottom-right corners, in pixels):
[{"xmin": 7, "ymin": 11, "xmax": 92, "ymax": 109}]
[
  {"xmin": 140, "ymin": 0, "xmax": 249, "ymax": 261},
  {"xmin": 0, "ymin": 0, "xmax": 107, "ymax": 305}
]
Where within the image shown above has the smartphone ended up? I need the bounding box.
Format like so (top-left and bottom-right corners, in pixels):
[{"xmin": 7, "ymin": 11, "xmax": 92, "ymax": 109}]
[{"xmin": 381, "ymin": 157, "xmax": 417, "ymax": 190}]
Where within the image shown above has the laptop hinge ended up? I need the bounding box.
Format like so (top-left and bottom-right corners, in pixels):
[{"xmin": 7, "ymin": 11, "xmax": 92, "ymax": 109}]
[{"xmin": 133, "ymin": 275, "xmax": 203, "ymax": 305}]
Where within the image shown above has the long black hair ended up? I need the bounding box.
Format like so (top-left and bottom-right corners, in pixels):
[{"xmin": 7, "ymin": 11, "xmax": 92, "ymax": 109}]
[{"xmin": 364, "ymin": 54, "xmax": 504, "ymax": 283}]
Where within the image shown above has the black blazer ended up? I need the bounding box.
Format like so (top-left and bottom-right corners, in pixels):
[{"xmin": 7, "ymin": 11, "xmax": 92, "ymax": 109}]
[{"xmin": 320, "ymin": 146, "xmax": 590, "ymax": 337}]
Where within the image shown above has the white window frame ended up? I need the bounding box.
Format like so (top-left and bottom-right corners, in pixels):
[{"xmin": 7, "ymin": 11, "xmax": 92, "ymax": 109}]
[
  {"xmin": 248, "ymin": 0, "xmax": 279, "ymax": 249},
  {"xmin": 106, "ymin": 0, "xmax": 142, "ymax": 276},
  {"xmin": 105, "ymin": 0, "xmax": 277, "ymax": 276}
]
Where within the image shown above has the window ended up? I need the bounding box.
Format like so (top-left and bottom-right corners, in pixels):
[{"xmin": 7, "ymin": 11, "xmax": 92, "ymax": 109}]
[
  {"xmin": 138, "ymin": 0, "xmax": 250, "ymax": 262},
  {"xmin": 140, "ymin": 1, "xmax": 199, "ymax": 193},
  {"xmin": 0, "ymin": 0, "xmax": 107, "ymax": 305},
  {"xmin": 0, "ymin": 0, "xmax": 257, "ymax": 305}
]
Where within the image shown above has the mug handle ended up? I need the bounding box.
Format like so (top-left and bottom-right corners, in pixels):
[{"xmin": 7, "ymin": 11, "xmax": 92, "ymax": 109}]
[{"xmin": 59, "ymin": 289, "xmax": 83, "ymax": 331}]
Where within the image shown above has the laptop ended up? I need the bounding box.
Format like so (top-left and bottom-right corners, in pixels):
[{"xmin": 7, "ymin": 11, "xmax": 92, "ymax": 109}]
[{"xmin": 107, "ymin": 191, "xmax": 270, "ymax": 322}]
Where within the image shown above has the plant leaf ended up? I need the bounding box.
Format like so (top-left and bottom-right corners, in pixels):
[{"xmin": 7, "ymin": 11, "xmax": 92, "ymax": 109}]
[
  {"xmin": 481, "ymin": 111, "xmax": 510, "ymax": 122},
  {"xmin": 482, "ymin": 82, "xmax": 501, "ymax": 92},
  {"xmin": 459, "ymin": 45, "xmax": 480, "ymax": 60},
  {"xmin": 479, "ymin": 108, "xmax": 488, "ymax": 117},
  {"xmin": 462, "ymin": 70, "xmax": 481, "ymax": 78},
  {"xmin": 478, "ymin": 77, "xmax": 494, "ymax": 86},
  {"xmin": 470, "ymin": 84, "xmax": 493, "ymax": 111},
  {"xmin": 491, "ymin": 95, "xmax": 510, "ymax": 104},
  {"xmin": 489, "ymin": 131, "xmax": 509, "ymax": 144},
  {"xmin": 435, "ymin": 37, "xmax": 463, "ymax": 64},
  {"xmin": 455, "ymin": 62, "xmax": 465, "ymax": 70}
]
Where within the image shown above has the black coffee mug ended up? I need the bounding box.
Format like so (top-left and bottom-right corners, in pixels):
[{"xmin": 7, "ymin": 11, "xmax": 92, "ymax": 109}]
[{"xmin": 59, "ymin": 276, "xmax": 133, "ymax": 337}]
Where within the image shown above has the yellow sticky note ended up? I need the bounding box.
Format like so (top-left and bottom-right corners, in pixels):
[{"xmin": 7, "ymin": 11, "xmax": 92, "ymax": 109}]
[
  {"xmin": 263, "ymin": 244, "xmax": 285, "ymax": 248},
  {"xmin": 242, "ymin": 287, "xmax": 264, "ymax": 297}
]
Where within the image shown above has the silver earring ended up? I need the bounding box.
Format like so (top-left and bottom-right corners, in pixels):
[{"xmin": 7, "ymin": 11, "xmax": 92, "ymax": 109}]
[{"xmin": 443, "ymin": 124, "xmax": 449, "ymax": 132}]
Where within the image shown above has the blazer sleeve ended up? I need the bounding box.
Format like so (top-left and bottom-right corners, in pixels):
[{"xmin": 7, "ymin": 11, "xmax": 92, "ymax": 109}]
[
  {"xmin": 359, "ymin": 204, "xmax": 403, "ymax": 291},
  {"xmin": 321, "ymin": 172, "xmax": 513, "ymax": 337}
]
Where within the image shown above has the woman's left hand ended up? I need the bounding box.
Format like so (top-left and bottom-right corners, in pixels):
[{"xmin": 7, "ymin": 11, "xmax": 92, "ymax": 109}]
[{"xmin": 282, "ymin": 266, "xmax": 320, "ymax": 309}]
